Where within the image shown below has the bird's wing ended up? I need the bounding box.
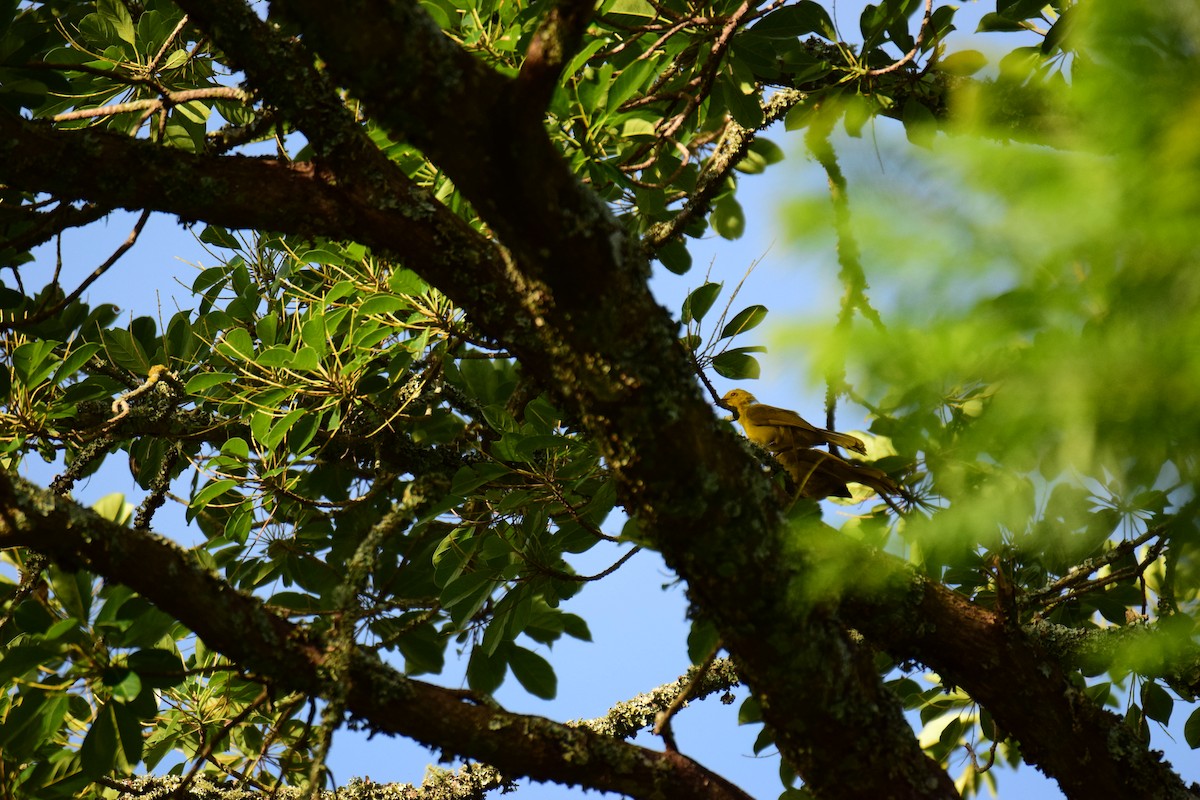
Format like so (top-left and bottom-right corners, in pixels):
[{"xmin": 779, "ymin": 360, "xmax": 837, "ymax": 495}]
[{"xmin": 745, "ymin": 404, "xmax": 818, "ymax": 431}]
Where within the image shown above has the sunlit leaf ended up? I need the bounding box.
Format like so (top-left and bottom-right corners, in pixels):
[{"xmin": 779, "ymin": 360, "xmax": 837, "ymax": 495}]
[{"xmin": 719, "ymin": 305, "xmax": 768, "ymax": 339}]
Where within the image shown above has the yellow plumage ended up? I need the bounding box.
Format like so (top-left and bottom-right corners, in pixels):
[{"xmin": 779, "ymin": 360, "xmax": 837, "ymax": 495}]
[{"xmin": 720, "ymin": 389, "xmax": 866, "ymax": 455}]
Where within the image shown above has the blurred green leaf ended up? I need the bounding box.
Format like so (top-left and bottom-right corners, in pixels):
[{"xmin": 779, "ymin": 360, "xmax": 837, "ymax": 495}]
[
  {"xmin": 938, "ymin": 49, "xmax": 987, "ymax": 76},
  {"xmin": 901, "ymin": 99, "xmax": 937, "ymax": 148},
  {"xmin": 711, "ymin": 195, "xmax": 746, "ymax": 239}
]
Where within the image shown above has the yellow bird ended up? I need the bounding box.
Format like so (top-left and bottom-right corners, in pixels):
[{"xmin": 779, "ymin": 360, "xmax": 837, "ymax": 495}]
[
  {"xmin": 720, "ymin": 389, "xmax": 867, "ymax": 455},
  {"xmin": 775, "ymin": 447, "xmax": 900, "ymax": 500}
]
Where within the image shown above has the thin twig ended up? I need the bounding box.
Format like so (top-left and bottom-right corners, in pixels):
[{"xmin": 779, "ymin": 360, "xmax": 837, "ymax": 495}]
[
  {"xmin": 147, "ymin": 13, "xmax": 191, "ymax": 73},
  {"xmin": 1, "ymin": 208, "xmax": 152, "ymax": 330},
  {"xmin": 653, "ymin": 640, "xmax": 721, "ymax": 751},
  {"xmin": 865, "ymin": 0, "xmax": 934, "ymax": 76},
  {"xmin": 51, "ymin": 86, "xmax": 250, "ymax": 121}
]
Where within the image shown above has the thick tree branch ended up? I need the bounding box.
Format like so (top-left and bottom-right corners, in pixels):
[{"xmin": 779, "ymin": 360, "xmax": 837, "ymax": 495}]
[
  {"xmin": 0, "ymin": 471, "xmax": 752, "ymax": 800},
  {"xmin": 0, "ymin": 115, "xmax": 551, "ymax": 368},
  {"xmin": 269, "ymin": 0, "xmax": 635, "ymax": 326},
  {"xmin": 819, "ymin": 531, "xmax": 1200, "ymax": 800}
]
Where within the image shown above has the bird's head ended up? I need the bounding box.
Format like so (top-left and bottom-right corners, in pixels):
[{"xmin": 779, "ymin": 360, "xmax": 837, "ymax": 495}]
[{"xmin": 719, "ymin": 388, "xmax": 757, "ymax": 415}]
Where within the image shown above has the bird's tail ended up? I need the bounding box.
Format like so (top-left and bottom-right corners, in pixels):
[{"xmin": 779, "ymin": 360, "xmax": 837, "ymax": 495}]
[{"xmin": 821, "ymin": 430, "xmax": 867, "ymax": 455}]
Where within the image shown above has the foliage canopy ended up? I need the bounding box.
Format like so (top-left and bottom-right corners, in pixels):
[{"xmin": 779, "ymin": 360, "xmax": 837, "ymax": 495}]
[{"xmin": 3, "ymin": 1, "xmax": 1200, "ymax": 799}]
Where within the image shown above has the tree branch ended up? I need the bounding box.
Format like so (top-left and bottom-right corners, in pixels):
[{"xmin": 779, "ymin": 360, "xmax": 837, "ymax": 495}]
[
  {"xmin": 822, "ymin": 531, "xmax": 1200, "ymax": 800},
  {"xmin": 0, "ymin": 471, "xmax": 752, "ymax": 800}
]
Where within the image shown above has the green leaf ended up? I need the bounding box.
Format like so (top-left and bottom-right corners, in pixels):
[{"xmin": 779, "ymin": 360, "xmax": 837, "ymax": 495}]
[
  {"xmin": 290, "ymin": 347, "xmax": 320, "ymax": 371},
  {"xmin": 98, "ymin": 0, "xmax": 135, "ymax": 46},
  {"xmin": 1185, "ymin": 707, "xmax": 1200, "ymax": 749},
  {"xmin": 996, "ymin": 0, "xmax": 1050, "ymax": 22},
  {"xmin": 255, "ymin": 346, "xmax": 294, "ymax": 369},
  {"xmin": 467, "ymin": 645, "xmax": 506, "ymax": 695},
  {"xmin": 450, "ymin": 463, "xmax": 512, "ymax": 495},
  {"xmin": 216, "ymin": 327, "xmax": 254, "ymax": 360},
  {"xmin": 52, "ymin": 342, "xmax": 101, "ymax": 384},
  {"xmin": 577, "ymin": 62, "xmax": 613, "ymax": 115},
  {"xmin": 719, "ymin": 305, "xmax": 768, "ymax": 339},
  {"xmin": 1142, "ymin": 681, "xmax": 1173, "ymax": 725},
  {"xmin": 161, "ymin": 49, "xmax": 189, "ymax": 69},
  {"xmin": 359, "ymin": 293, "xmax": 409, "ymax": 316},
  {"xmin": 683, "ymin": 282, "xmax": 722, "ymax": 324},
  {"xmin": 249, "ymin": 410, "xmax": 272, "ymax": 449},
  {"xmin": 926, "ymin": 4, "xmax": 956, "ymax": 44},
  {"xmin": 842, "ymin": 94, "xmax": 876, "ymax": 137},
  {"xmin": 711, "ymin": 196, "xmax": 746, "ymax": 240},
  {"xmin": 395, "ymin": 623, "xmax": 446, "ymax": 675},
  {"xmin": 657, "ymin": 239, "xmax": 692, "ymax": 275},
  {"xmin": 609, "ymin": 55, "xmax": 660, "ymax": 111},
  {"xmin": 750, "ymin": 136, "xmax": 785, "ymax": 164},
  {"xmin": 561, "ymin": 612, "xmax": 592, "ymax": 642},
  {"xmin": 192, "ymin": 478, "xmax": 237, "ymax": 510},
  {"xmin": 525, "ymin": 396, "xmax": 562, "ymax": 433},
  {"xmin": 860, "ymin": 2, "xmax": 886, "ymax": 41},
  {"xmin": 300, "ymin": 316, "xmax": 331, "ymax": 357},
  {"xmin": 688, "ymin": 617, "xmax": 720, "ymax": 664},
  {"xmin": 265, "ymin": 408, "xmax": 308, "ymax": 451},
  {"xmin": 784, "ymin": 100, "xmax": 818, "ymax": 131},
  {"xmin": 508, "ymin": 645, "xmax": 557, "ymax": 699},
  {"xmin": 99, "ymin": 597, "xmax": 177, "ymax": 649},
  {"xmin": 738, "ymin": 693, "xmax": 762, "ymax": 724},
  {"xmin": 997, "ymin": 45, "xmax": 1043, "ymax": 82},
  {"xmin": 722, "ymin": 79, "xmax": 764, "ymax": 130},
  {"xmin": 11, "ymin": 339, "xmax": 59, "ymax": 386},
  {"xmin": 621, "ymin": 115, "xmax": 657, "ymax": 137},
  {"xmin": 976, "ymin": 12, "xmax": 1025, "ymax": 33},
  {"xmin": 388, "ymin": 268, "xmax": 426, "ymax": 294},
  {"xmin": 199, "ymin": 224, "xmax": 241, "ymax": 248},
  {"xmin": 165, "ymin": 312, "xmax": 195, "ymax": 361},
  {"xmin": 184, "ymin": 372, "xmax": 235, "ymax": 394},
  {"xmin": 712, "ymin": 348, "xmax": 762, "ymax": 379},
  {"xmin": 0, "ymin": 643, "xmax": 60, "ymax": 684},
  {"xmin": 601, "ymin": 0, "xmax": 656, "ymax": 20},
  {"xmin": 49, "ymin": 566, "xmax": 93, "ymax": 622},
  {"xmin": 441, "ymin": 570, "xmax": 496, "ymax": 625},
  {"xmin": 1041, "ymin": 6, "xmax": 1077, "ymax": 54},
  {"xmin": 938, "ymin": 49, "xmax": 987, "ymax": 76},
  {"xmin": 93, "ymin": 493, "xmax": 133, "ymax": 525},
  {"xmin": 267, "ymin": 591, "xmax": 327, "ymax": 613},
  {"xmin": 0, "ymin": 690, "xmax": 68, "ymax": 758},
  {"xmin": 126, "ymin": 649, "xmax": 185, "ymax": 689},
  {"xmin": 105, "ymin": 668, "xmax": 143, "ymax": 704},
  {"xmin": 752, "ymin": 1, "xmax": 837, "ymax": 40},
  {"xmin": 80, "ymin": 700, "xmax": 142, "ymax": 777},
  {"xmin": 901, "ymin": 99, "xmax": 937, "ymax": 148}
]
